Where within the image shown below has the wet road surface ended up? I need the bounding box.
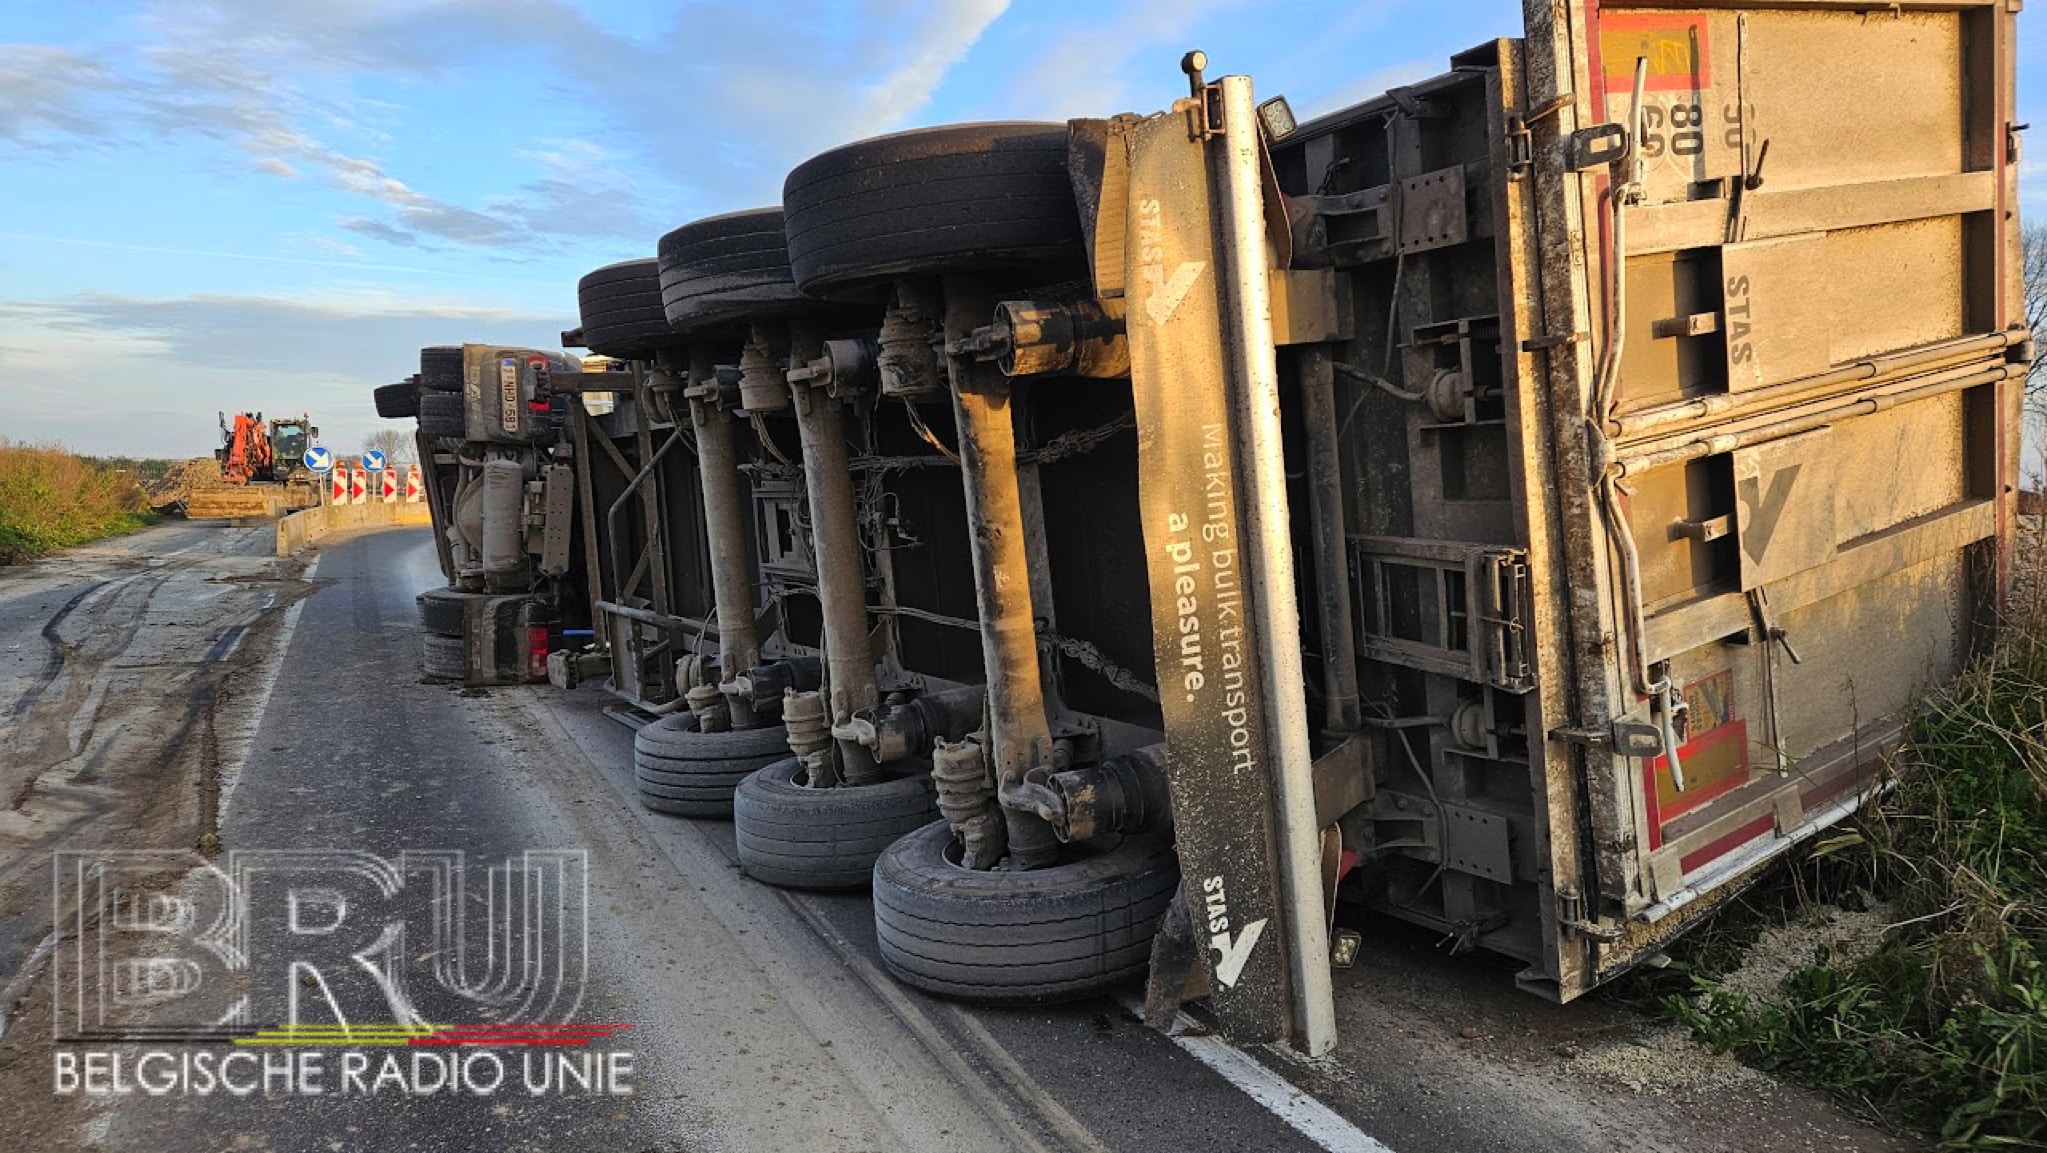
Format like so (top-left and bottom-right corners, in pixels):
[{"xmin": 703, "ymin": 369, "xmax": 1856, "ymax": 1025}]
[{"xmin": 0, "ymin": 525, "xmax": 1911, "ymax": 1152}]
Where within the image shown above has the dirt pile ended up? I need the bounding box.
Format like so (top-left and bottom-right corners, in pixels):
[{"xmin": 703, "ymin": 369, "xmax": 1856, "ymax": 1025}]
[
  {"xmin": 145, "ymin": 458, "xmax": 222, "ymax": 513},
  {"xmin": 1712, "ymin": 903, "xmax": 1895, "ymax": 1009}
]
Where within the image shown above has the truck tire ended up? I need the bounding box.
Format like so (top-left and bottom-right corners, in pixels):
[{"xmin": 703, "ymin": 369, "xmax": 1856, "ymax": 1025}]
[
  {"xmin": 872, "ymin": 822, "xmax": 1178, "ymax": 1005},
  {"xmin": 417, "ymin": 586, "xmax": 481, "ymax": 638},
  {"xmin": 375, "ymin": 380, "xmax": 420, "ymax": 419},
  {"xmin": 578, "ymin": 259, "xmax": 672, "ymax": 360},
  {"xmin": 656, "ymin": 208, "xmax": 810, "ymax": 332},
  {"xmin": 634, "ymin": 714, "xmax": 790, "ymax": 819},
  {"xmin": 733, "ymin": 757, "xmax": 939, "ymax": 890},
  {"xmin": 422, "ymin": 632, "xmax": 466, "ymax": 680},
  {"xmin": 418, "ymin": 392, "xmax": 466, "ymax": 437},
  {"xmin": 782, "ymin": 123, "xmax": 1084, "ymax": 294},
  {"xmin": 420, "ymin": 346, "xmax": 464, "ymax": 392}
]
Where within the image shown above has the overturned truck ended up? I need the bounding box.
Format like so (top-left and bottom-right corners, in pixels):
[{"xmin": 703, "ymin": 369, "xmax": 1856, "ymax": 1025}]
[
  {"xmin": 450, "ymin": 0, "xmax": 2022, "ymax": 1057},
  {"xmin": 378, "ymin": 345, "xmax": 589, "ymax": 684}
]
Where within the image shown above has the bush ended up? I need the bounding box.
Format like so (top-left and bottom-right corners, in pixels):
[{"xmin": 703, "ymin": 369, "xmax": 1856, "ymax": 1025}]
[
  {"xmin": 0, "ymin": 442, "xmax": 154, "ymax": 563},
  {"xmin": 1669, "ymin": 569, "xmax": 2047, "ymax": 1148}
]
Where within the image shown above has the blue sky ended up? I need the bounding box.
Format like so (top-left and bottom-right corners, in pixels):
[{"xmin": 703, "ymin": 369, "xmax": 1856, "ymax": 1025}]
[{"xmin": 1, "ymin": 0, "xmax": 2041, "ymax": 458}]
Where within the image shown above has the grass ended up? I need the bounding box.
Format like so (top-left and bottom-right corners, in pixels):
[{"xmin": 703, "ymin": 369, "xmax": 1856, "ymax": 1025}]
[
  {"xmin": 0, "ymin": 442, "xmax": 155, "ymax": 564},
  {"xmin": 1640, "ymin": 540, "xmax": 2047, "ymax": 1149}
]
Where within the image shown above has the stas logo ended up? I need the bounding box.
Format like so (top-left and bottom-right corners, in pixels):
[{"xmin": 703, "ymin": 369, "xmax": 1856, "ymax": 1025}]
[
  {"xmin": 1200, "ymin": 873, "xmax": 1267, "ymax": 989},
  {"xmin": 53, "ymin": 849, "xmax": 590, "ymax": 1043}
]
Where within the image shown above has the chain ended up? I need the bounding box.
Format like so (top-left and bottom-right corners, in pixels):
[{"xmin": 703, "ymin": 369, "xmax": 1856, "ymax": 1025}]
[
  {"xmin": 1037, "ymin": 630, "xmax": 1160, "ymax": 703},
  {"xmin": 1019, "ymin": 412, "xmax": 1135, "ymax": 465},
  {"xmin": 864, "ymin": 605, "xmax": 1159, "ymax": 703},
  {"xmin": 844, "ymin": 411, "xmax": 1136, "ymax": 475}
]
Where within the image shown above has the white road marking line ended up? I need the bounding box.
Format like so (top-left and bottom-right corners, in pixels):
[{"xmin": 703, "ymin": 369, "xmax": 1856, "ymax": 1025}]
[
  {"xmin": 216, "ymin": 552, "xmax": 319, "ymax": 824},
  {"xmin": 1119, "ymin": 997, "xmax": 1395, "ymax": 1153},
  {"xmin": 777, "ymin": 893, "xmax": 1075, "ymax": 1153}
]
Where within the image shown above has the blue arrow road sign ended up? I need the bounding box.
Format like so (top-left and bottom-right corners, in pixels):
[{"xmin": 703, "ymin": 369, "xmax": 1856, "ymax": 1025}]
[
  {"xmin": 303, "ymin": 446, "xmax": 334, "ymax": 473},
  {"xmin": 362, "ymin": 449, "xmax": 388, "ymax": 471}
]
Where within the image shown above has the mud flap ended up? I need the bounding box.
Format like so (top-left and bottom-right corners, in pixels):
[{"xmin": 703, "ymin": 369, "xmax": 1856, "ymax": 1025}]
[
  {"xmin": 1111, "ymin": 100, "xmax": 1302, "ymax": 1046},
  {"xmin": 1142, "ymin": 880, "xmax": 1213, "ymax": 1028}
]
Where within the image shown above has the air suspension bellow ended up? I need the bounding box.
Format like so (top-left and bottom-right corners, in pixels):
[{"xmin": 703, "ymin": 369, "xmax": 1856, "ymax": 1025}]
[
  {"xmin": 781, "ymin": 688, "xmax": 835, "ymax": 786},
  {"xmin": 932, "ymin": 737, "xmax": 1005, "ymax": 870},
  {"xmin": 738, "ymin": 324, "xmax": 791, "ymax": 413},
  {"xmin": 877, "ymin": 281, "xmax": 946, "ymax": 398}
]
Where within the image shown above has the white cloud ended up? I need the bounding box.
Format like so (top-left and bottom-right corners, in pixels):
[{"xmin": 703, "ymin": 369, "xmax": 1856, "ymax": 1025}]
[
  {"xmin": 837, "ymin": 0, "xmax": 1014, "ymax": 133},
  {"xmin": 296, "ymin": 233, "xmax": 364, "ymax": 258},
  {"xmin": 0, "ymin": 293, "xmax": 571, "ymax": 457},
  {"xmin": 0, "ymin": 45, "xmax": 108, "ymax": 142},
  {"xmin": 171, "ymin": 0, "xmax": 1006, "ymax": 199},
  {"xmin": 421, "ymin": 0, "xmax": 1017, "ymax": 205},
  {"xmin": 337, "ymin": 217, "xmax": 427, "ymax": 249},
  {"xmin": 0, "ymin": 230, "xmax": 524, "ymax": 280},
  {"xmin": 1, "ymin": 1, "xmax": 1012, "ymax": 251},
  {"xmin": 1004, "ymin": 0, "xmax": 1243, "ymax": 121},
  {"xmin": 130, "ymin": 43, "xmax": 544, "ymax": 248},
  {"xmin": 485, "ymin": 140, "xmax": 657, "ymax": 244}
]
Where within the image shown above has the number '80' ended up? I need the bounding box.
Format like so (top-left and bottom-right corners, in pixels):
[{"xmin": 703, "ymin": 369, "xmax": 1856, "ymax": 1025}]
[{"xmin": 1639, "ymin": 103, "xmax": 1705, "ymax": 158}]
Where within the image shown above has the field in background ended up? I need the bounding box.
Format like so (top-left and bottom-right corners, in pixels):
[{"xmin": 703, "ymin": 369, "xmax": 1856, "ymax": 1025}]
[
  {"xmin": 85, "ymin": 455, "xmax": 178, "ymax": 485},
  {"xmin": 0, "ymin": 442, "xmax": 155, "ymax": 564}
]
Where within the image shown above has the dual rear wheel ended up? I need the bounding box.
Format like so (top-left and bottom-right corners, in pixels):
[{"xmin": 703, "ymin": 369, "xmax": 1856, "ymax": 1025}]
[
  {"xmin": 733, "ymin": 756, "xmax": 938, "ymax": 891},
  {"xmin": 632, "ymin": 713, "xmax": 788, "ymax": 818}
]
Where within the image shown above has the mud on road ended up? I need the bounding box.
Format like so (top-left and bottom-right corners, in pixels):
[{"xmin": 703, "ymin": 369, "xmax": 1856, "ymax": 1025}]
[
  {"xmin": 0, "ymin": 522, "xmax": 319, "ymax": 1008},
  {"xmin": 0, "ymin": 526, "xmax": 1918, "ymax": 1153}
]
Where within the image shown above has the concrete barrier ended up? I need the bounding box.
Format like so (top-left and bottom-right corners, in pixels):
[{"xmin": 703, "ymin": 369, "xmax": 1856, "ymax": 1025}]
[{"xmin": 276, "ymin": 500, "xmax": 433, "ymax": 556}]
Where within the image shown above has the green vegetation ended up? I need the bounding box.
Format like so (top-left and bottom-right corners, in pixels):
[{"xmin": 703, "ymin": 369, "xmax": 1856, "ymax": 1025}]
[
  {"xmin": 84, "ymin": 456, "xmax": 179, "ymax": 484},
  {"xmin": 0, "ymin": 442, "xmax": 155, "ymax": 564},
  {"xmin": 1652, "ymin": 570, "xmax": 2047, "ymax": 1148}
]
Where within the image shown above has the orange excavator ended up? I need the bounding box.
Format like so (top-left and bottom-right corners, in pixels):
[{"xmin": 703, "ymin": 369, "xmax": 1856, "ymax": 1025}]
[
  {"xmin": 218, "ymin": 412, "xmax": 279, "ymax": 484},
  {"xmin": 152, "ymin": 412, "xmax": 322, "ymax": 520}
]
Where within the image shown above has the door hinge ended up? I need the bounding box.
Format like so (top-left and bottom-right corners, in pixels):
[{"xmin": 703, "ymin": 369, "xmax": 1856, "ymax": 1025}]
[
  {"xmin": 1556, "ymin": 886, "xmax": 1625, "ymax": 943},
  {"xmin": 1506, "ymin": 119, "xmax": 1533, "ymax": 178},
  {"xmin": 1520, "ymin": 331, "xmax": 1585, "ymax": 353},
  {"xmin": 1505, "ymin": 91, "xmax": 1572, "ymax": 179}
]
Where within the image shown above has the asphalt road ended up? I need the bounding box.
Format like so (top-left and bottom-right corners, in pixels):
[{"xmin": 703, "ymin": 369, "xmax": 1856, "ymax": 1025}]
[
  {"xmin": 0, "ymin": 525, "xmax": 1912, "ymax": 1153},
  {"xmin": 0, "ymin": 523, "xmax": 308, "ymax": 987}
]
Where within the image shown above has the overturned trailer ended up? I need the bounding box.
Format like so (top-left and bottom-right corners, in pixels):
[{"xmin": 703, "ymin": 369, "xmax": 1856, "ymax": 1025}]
[
  {"xmin": 559, "ymin": 263, "xmax": 726, "ymax": 713},
  {"xmin": 564, "ymin": 199, "xmax": 1168, "ymax": 890},
  {"xmin": 1088, "ymin": 0, "xmax": 2018, "ymax": 1050},
  {"xmin": 516, "ymin": 0, "xmax": 2020, "ymax": 1059}
]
